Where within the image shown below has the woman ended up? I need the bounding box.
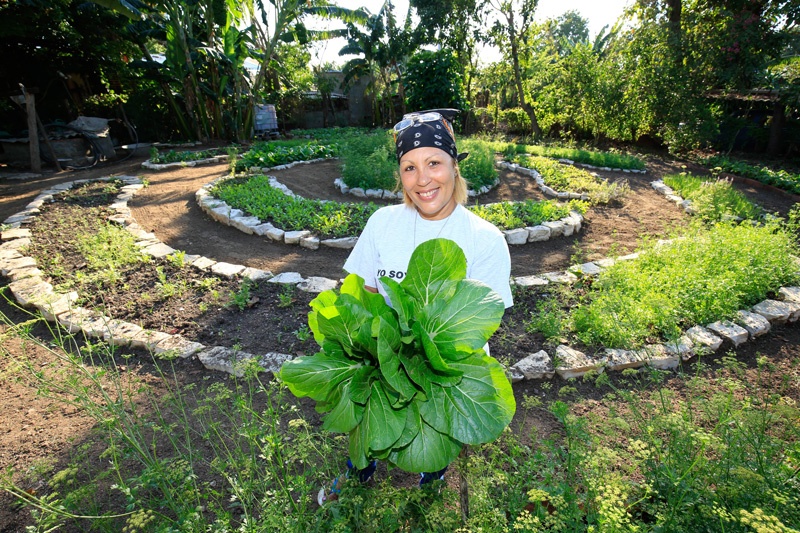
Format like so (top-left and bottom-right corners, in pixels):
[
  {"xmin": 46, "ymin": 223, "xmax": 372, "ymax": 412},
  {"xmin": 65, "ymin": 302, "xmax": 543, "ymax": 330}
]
[{"xmin": 320, "ymin": 109, "xmax": 512, "ymax": 504}]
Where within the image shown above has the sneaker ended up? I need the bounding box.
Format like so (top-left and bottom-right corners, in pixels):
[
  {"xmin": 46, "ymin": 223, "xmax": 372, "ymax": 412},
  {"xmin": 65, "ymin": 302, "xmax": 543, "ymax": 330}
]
[
  {"xmin": 419, "ymin": 466, "xmax": 448, "ymax": 487},
  {"xmin": 317, "ymin": 460, "xmax": 377, "ymax": 505}
]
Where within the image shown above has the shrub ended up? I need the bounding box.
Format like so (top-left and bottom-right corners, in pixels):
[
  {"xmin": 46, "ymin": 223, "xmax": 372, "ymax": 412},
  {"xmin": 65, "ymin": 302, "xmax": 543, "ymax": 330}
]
[
  {"xmin": 339, "ymin": 131, "xmax": 397, "ymax": 191},
  {"xmin": 499, "ymin": 108, "xmax": 531, "ymax": 134},
  {"xmin": 458, "ymin": 138, "xmax": 498, "ymax": 190}
]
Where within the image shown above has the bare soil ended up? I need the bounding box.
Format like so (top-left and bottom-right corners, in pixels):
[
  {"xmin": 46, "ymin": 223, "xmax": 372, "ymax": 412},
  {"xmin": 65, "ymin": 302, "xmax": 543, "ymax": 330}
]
[{"xmin": 1, "ymin": 147, "xmax": 798, "ymax": 531}]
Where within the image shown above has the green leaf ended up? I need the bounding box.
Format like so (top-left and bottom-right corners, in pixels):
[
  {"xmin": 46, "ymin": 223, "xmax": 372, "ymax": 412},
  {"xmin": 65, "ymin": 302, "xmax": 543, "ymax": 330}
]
[
  {"xmin": 308, "ymin": 289, "xmax": 339, "ymax": 345},
  {"xmin": 419, "ymin": 279, "xmax": 504, "ymax": 359},
  {"xmin": 401, "ymin": 239, "xmax": 466, "ymax": 306},
  {"xmin": 323, "ymin": 382, "xmax": 365, "ymax": 433},
  {"xmin": 420, "ymin": 355, "xmax": 515, "ymax": 445},
  {"xmin": 363, "ymin": 381, "xmax": 406, "ymax": 455},
  {"xmin": 413, "ymin": 321, "xmax": 462, "ymax": 376},
  {"xmin": 279, "ymin": 353, "xmax": 360, "ymax": 403},
  {"xmin": 316, "ymin": 298, "xmax": 375, "ymax": 358},
  {"xmin": 398, "ymin": 351, "xmax": 432, "ymax": 398},
  {"xmin": 376, "ymin": 316, "xmax": 418, "ymax": 400},
  {"xmin": 381, "ymin": 277, "xmax": 416, "ymax": 332},
  {"xmin": 389, "ymin": 415, "xmax": 462, "ymax": 473},
  {"xmin": 349, "ymin": 365, "xmax": 376, "ymax": 405},
  {"xmin": 341, "ymin": 273, "xmax": 391, "ymax": 318}
]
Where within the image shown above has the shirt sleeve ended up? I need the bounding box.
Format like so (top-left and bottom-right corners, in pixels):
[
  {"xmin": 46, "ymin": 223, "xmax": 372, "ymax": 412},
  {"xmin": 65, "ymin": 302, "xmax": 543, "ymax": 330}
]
[{"xmin": 468, "ymin": 230, "xmax": 513, "ymax": 308}]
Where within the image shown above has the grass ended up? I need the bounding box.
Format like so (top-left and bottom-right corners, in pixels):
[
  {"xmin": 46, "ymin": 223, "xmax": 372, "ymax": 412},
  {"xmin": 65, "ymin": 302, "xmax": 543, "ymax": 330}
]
[
  {"xmin": 2, "ymin": 300, "xmax": 799, "ymax": 532},
  {"xmin": 539, "ymin": 220, "xmax": 799, "ymax": 349},
  {"xmin": 663, "ymin": 173, "xmax": 764, "ymax": 222}
]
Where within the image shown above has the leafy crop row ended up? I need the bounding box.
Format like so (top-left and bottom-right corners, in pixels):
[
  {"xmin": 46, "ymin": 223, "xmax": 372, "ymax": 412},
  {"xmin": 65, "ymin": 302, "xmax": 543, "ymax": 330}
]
[
  {"xmin": 663, "ymin": 173, "xmax": 763, "ymax": 222},
  {"xmin": 701, "ymin": 154, "xmax": 800, "ymax": 194},
  {"xmin": 499, "ymin": 142, "xmax": 646, "ymax": 171},
  {"xmin": 469, "ymin": 199, "xmax": 587, "ymax": 230},
  {"xmin": 236, "ymin": 143, "xmax": 336, "ymax": 170},
  {"xmin": 529, "ymin": 221, "xmax": 799, "ymax": 349},
  {"xmin": 150, "ymin": 147, "xmax": 233, "ymax": 164}
]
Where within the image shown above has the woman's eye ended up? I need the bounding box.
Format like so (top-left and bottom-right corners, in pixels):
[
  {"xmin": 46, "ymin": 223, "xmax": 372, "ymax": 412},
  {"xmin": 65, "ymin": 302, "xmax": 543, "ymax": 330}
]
[
  {"xmin": 429, "ymin": 160, "xmax": 440, "ymax": 167},
  {"xmin": 403, "ymin": 165, "xmax": 415, "ymax": 172}
]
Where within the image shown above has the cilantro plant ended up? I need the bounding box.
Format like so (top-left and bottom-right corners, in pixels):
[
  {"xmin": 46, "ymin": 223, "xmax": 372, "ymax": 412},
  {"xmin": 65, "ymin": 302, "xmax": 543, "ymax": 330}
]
[{"xmin": 280, "ymin": 239, "xmax": 516, "ymax": 472}]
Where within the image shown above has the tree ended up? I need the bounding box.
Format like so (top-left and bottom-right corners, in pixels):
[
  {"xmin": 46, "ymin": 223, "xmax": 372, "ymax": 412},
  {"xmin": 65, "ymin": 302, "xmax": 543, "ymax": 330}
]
[
  {"xmin": 404, "ymin": 49, "xmax": 467, "ymax": 115},
  {"xmin": 487, "ymin": 0, "xmax": 543, "ymax": 137}
]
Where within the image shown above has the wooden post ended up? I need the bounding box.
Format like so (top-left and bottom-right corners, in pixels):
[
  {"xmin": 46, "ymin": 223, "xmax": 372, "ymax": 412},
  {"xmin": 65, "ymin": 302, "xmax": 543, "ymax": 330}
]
[{"xmin": 24, "ymin": 90, "xmax": 41, "ymax": 172}]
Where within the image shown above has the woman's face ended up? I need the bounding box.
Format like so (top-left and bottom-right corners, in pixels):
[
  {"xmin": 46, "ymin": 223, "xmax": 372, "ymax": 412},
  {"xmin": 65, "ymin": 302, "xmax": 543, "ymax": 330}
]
[{"xmin": 399, "ymin": 146, "xmax": 457, "ymax": 221}]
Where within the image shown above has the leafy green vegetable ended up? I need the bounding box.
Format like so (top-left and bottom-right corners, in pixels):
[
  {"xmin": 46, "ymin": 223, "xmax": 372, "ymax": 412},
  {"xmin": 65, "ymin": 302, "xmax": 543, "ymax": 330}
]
[{"xmin": 279, "ymin": 238, "xmax": 516, "ymax": 472}]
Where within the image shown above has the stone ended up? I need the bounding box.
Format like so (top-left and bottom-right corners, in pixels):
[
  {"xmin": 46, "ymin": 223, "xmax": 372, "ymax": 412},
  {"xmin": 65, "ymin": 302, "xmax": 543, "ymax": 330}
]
[
  {"xmin": 3, "ymin": 214, "xmax": 35, "ymax": 225},
  {"xmin": 365, "ymin": 189, "xmax": 383, "ymax": 199},
  {"xmin": 561, "ymin": 218, "xmax": 576, "ymax": 236},
  {"xmin": 350, "ymin": 187, "xmax": 366, "ymax": 198},
  {"xmin": 542, "ymin": 220, "xmax": 565, "ymax": 237},
  {"xmin": 141, "ymin": 242, "xmax": 176, "ymax": 258},
  {"xmin": 779, "ymin": 286, "xmax": 800, "ymax": 303},
  {"xmin": 102, "ymin": 320, "xmax": 145, "ymax": 346},
  {"xmin": 685, "ymin": 325, "xmax": 723, "ymax": 352},
  {"xmin": 555, "ymin": 345, "xmax": 605, "ymax": 379},
  {"xmin": 503, "ymin": 228, "xmax": 529, "ymax": 245},
  {"xmin": 513, "ymin": 275, "xmax": 549, "ymax": 287},
  {"xmin": 540, "ymin": 185, "xmax": 557, "ymax": 196},
  {"xmin": 265, "ymin": 227, "xmax": 285, "ymax": 241},
  {"xmin": 0, "ymin": 248, "xmax": 23, "ymax": 261},
  {"xmin": 322, "ymin": 237, "xmax": 358, "ymax": 249},
  {"xmin": 208, "ymin": 205, "xmax": 232, "ymax": 223},
  {"xmin": 511, "ymin": 350, "xmax": 555, "ymax": 380},
  {"xmin": 751, "ymin": 299, "xmax": 793, "ymax": 324},
  {"xmin": 706, "ymin": 320, "xmax": 749, "ymax": 347},
  {"xmin": 8, "ymin": 277, "xmax": 53, "ymax": 307},
  {"xmin": 0, "ymin": 237, "xmax": 31, "ymax": 250},
  {"xmin": 78, "ymin": 313, "xmax": 116, "ymax": 339},
  {"xmin": 735, "ymin": 310, "xmax": 771, "ymax": 338},
  {"xmin": 639, "ymin": 344, "xmax": 680, "ymax": 370},
  {"xmin": 1, "ymin": 228, "xmax": 31, "ymax": 241},
  {"xmin": 240, "ymin": 267, "xmax": 273, "ymax": 282},
  {"xmin": 0, "ymin": 256, "xmax": 36, "ymax": 276},
  {"xmin": 542, "ymin": 271, "xmax": 578, "ymax": 284},
  {"xmin": 191, "ymin": 256, "xmax": 217, "ymax": 271},
  {"xmin": 129, "ymin": 329, "xmax": 173, "ymax": 350},
  {"xmin": 557, "ymin": 192, "xmax": 571, "ymax": 200},
  {"xmin": 154, "ymin": 335, "xmax": 205, "ymax": 358},
  {"xmin": 604, "ymin": 348, "xmax": 646, "ymax": 371},
  {"xmin": 230, "ymin": 216, "xmax": 263, "ymax": 234},
  {"xmin": 251, "ymin": 223, "xmax": 276, "ymax": 236},
  {"xmin": 666, "ymin": 194, "xmax": 684, "ymax": 204},
  {"xmin": 507, "ymin": 365, "xmax": 525, "ymax": 383},
  {"xmin": 526, "ymin": 225, "xmax": 551, "ymax": 242},
  {"xmin": 569, "ymin": 262, "xmax": 602, "ymax": 277},
  {"xmin": 284, "ymin": 230, "xmax": 310, "ymax": 244},
  {"xmin": 594, "ymin": 258, "xmax": 616, "ymax": 268},
  {"xmin": 7, "ymin": 266, "xmax": 43, "ymax": 281},
  {"xmin": 300, "ymin": 236, "xmax": 320, "ymax": 250},
  {"xmin": 34, "ymin": 291, "xmax": 78, "ymax": 322},
  {"xmin": 211, "ymin": 262, "xmax": 246, "ymax": 278},
  {"xmin": 298, "ymin": 276, "xmax": 338, "ymax": 293},
  {"xmin": 617, "ymin": 253, "xmax": 640, "ymax": 262},
  {"xmin": 268, "ymin": 272, "xmax": 305, "ymax": 285},
  {"xmin": 197, "ymin": 346, "xmax": 257, "ymax": 377},
  {"xmin": 259, "ymin": 352, "xmax": 294, "ymax": 374},
  {"xmin": 57, "ymin": 307, "xmax": 101, "ymax": 334},
  {"xmin": 663, "ymin": 335, "xmax": 695, "ymax": 361}
]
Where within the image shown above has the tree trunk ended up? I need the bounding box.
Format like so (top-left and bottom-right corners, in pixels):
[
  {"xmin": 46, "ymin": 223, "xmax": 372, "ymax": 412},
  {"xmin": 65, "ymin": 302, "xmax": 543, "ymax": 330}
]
[
  {"xmin": 666, "ymin": 0, "xmax": 682, "ymax": 65},
  {"xmin": 507, "ymin": 9, "xmax": 542, "ymax": 137},
  {"xmin": 767, "ymin": 101, "xmax": 785, "ymax": 157}
]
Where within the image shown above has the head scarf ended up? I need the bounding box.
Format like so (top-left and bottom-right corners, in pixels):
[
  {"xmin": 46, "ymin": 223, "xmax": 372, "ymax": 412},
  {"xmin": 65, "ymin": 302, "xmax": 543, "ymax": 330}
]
[{"xmin": 394, "ymin": 109, "xmax": 468, "ymax": 163}]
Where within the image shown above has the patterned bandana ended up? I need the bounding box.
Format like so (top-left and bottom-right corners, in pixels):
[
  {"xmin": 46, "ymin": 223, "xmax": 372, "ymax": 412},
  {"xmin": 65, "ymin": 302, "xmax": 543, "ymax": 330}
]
[{"xmin": 394, "ymin": 109, "xmax": 468, "ymax": 163}]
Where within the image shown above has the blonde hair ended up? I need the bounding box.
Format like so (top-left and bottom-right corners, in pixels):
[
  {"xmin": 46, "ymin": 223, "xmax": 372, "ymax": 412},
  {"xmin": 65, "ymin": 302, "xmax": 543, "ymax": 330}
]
[{"xmin": 397, "ymin": 157, "xmax": 468, "ymax": 207}]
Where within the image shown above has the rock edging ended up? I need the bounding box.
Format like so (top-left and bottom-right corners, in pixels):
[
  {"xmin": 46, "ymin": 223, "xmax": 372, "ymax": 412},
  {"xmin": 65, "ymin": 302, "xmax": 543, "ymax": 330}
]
[
  {"xmin": 1, "ymin": 175, "xmax": 344, "ymax": 378},
  {"xmin": 197, "ymin": 162, "xmax": 584, "ymax": 248},
  {"xmin": 506, "ymin": 254, "xmax": 800, "ymax": 382}
]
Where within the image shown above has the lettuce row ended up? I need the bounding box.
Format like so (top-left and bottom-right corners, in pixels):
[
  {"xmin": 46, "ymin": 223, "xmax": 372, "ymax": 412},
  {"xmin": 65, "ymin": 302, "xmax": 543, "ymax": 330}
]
[{"xmin": 279, "ymin": 239, "xmax": 516, "ymax": 473}]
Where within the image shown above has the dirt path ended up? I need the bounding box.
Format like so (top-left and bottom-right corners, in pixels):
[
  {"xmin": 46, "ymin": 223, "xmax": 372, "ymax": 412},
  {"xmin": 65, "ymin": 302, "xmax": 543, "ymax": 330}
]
[{"xmin": 3, "ymin": 149, "xmax": 797, "ymax": 279}]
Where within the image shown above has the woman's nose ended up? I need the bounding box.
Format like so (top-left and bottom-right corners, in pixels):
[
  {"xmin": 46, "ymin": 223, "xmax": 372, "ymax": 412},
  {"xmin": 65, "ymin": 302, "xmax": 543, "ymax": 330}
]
[{"xmin": 417, "ymin": 168, "xmax": 431, "ymax": 186}]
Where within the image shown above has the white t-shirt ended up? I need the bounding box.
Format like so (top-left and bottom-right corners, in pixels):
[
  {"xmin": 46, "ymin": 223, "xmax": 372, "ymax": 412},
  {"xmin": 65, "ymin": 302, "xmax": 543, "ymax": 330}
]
[{"xmin": 343, "ymin": 204, "xmax": 513, "ymax": 308}]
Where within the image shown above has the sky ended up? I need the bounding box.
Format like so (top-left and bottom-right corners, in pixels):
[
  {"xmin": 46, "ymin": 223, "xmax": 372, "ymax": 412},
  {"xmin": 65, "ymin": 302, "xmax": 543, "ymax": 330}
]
[{"xmin": 308, "ymin": 0, "xmax": 632, "ymax": 67}]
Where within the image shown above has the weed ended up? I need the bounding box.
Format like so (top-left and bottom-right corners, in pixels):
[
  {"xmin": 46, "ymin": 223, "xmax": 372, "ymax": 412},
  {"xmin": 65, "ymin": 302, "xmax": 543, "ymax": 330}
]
[
  {"xmin": 277, "ymin": 284, "xmax": 296, "ymax": 308},
  {"xmin": 166, "ymin": 250, "xmax": 188, "ymax": 269},
  {"xmin": 292, "ymin": 325, "xmax": 311, "ymax": 341},
  {"xmin": 227, "ymin": 278, "xmax": 255, "ymax": 311}
]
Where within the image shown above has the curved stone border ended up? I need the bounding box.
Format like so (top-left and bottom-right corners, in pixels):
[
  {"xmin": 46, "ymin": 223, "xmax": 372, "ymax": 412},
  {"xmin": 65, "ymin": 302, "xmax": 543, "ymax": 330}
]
[
  {"xmin": 0, "ymin": 176, "xmax": 344, "ymax": 378},
  {"xmin": 507, "ymin": 254, "xmax": 800, "ymax": 382},
  {"xmin": 556, "ymin": 157, "xmax": 647, "ymax": 175},
  {"xmin": 332, "ymin": 176, "xmax": 501, "ymax": 201},
  {"xmin": 142, "ymin": 154, "xmax": 229, "ymax": 171},
  {"xmin": 198, "ymin": 166, "xmax": 585, "ymax": 248},
  {"xmin": 2, "ymin": 176, "xmax": 797, "ymax": 382},
  {"xmin": 650, "ymin": 179, "xmax": 779, "ymax": 225}
]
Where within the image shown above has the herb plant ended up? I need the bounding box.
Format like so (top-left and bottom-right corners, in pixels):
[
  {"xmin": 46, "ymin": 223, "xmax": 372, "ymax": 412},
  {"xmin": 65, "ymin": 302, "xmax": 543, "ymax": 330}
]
[{"xmin": 280, "ymin": 239, "xmax": 516, "ymax": 472}]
